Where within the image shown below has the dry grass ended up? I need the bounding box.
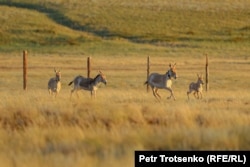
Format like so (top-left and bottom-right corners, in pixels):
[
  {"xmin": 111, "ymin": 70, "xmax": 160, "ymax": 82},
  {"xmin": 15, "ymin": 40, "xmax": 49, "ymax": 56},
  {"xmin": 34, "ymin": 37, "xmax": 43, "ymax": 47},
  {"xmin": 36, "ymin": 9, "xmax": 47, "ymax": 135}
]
[{"xmin": 0, "ymin": 53, "xmax": 250, "ymax": 167}]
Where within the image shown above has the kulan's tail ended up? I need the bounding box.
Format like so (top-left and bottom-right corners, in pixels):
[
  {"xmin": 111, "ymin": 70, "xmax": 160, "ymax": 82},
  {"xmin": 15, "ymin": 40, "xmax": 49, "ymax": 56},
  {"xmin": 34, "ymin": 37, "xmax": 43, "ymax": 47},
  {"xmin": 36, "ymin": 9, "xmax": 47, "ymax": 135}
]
[
  {"xmin": 144, "ymin": 81, "xmax": 148, "ymax": 85},
  {"xmin": 68, "ymin": 81, "xmax": 73, "ymax": 86}
]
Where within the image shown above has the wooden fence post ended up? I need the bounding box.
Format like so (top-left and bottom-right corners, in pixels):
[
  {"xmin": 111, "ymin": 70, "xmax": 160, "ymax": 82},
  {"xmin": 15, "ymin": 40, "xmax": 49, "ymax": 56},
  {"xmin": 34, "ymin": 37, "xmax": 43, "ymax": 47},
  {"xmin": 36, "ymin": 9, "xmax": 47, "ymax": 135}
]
[
  {"xmin": 147, "ymin": 56, "xmax": 150, "ymax": 92},
  {"xmin": 205, "ymin": 54, "xmax": 209, "ymax": 91},
  {"xmin": 23, "ymin": 50, "xmax": 27, "ymax": 90},
  {"xmin": 87, "ymin": 56, "xmax": 91, "ymax": 78}
]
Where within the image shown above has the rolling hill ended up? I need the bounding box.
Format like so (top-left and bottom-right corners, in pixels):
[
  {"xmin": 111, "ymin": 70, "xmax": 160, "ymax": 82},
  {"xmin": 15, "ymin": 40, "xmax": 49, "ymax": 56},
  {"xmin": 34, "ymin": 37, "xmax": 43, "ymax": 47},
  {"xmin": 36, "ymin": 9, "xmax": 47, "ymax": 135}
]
[{"xmin": 0, "ymin": 0, "xmax": 249, "ymax": 55}]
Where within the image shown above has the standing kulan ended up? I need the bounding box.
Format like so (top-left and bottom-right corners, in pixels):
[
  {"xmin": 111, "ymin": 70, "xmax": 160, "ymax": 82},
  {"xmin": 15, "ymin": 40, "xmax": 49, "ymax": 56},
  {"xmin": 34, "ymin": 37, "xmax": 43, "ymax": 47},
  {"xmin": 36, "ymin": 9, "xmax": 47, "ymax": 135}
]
[{"xmin": 48, "ymin": 68, "xmax": 61, "ymax": 97}]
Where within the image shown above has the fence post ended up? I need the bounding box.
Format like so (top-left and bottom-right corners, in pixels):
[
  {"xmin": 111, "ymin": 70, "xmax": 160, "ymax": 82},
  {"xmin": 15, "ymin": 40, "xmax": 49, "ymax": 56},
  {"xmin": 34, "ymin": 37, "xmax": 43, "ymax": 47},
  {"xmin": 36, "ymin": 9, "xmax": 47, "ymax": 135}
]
[
  {"xmin": 205, "ymin": 54, "xmax": 209, "ymax": 91},
  {"xmin": 23, "ymin": 50, "xmax": 27, "ymax": 90},
  {"xmin": 147, "ymin": 56, "xmax": 150, "ymax": 92},
  {"xmin": 87, "ymin": 56, "xmax": 91, "ymax": 78}
]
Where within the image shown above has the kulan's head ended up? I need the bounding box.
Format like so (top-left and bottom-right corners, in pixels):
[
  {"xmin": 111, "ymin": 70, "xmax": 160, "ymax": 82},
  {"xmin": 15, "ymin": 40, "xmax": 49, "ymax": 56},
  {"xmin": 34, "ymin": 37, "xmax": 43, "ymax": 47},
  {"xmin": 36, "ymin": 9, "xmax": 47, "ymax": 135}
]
[
  {"xmin": 167, "ymin": 63, "xmax": 177, "ymax": 79},
  {"xmin": 197, "ymin": 74, "xmax": 204, "ymax": 85},
  {"xmin": 98, "ymin": 70, "xmax": 107, "ymax": 85},
  {"xmin": 54, "ymin": 68, "xmax": 61, "ymax": 82}
]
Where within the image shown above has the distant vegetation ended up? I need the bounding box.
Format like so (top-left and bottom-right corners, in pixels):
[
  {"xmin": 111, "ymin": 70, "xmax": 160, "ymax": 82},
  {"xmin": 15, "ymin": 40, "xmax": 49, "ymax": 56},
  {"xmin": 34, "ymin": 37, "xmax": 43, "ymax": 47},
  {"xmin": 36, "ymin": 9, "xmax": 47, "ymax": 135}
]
[{"xmin": 0, "ymin": 0, "xmax": 249, "ymax": 54}]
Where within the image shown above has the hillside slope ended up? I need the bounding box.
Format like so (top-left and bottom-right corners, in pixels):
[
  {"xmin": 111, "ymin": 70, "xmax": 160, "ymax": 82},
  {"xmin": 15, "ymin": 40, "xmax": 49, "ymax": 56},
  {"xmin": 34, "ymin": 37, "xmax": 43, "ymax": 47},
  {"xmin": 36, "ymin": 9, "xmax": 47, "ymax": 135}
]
[
  {"xmin": 0, "ymin": 5, "xmax": 96, "ymax": 46},
  {"xmin": 0, "ymin": 0, "xmax": 249, "ymax": 55}
]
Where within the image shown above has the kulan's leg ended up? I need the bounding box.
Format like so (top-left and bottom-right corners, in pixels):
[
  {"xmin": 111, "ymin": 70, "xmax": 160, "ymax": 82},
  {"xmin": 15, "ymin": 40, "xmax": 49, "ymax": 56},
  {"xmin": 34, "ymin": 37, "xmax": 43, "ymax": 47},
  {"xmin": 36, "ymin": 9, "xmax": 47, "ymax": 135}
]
[
  {"xmin": 193, "ymin": 91, "xmax": 198, "ymax": 99},
  {"xmin": 70, "ymin": 87, "xmax": 80, "ymax": 99},
  {"xmin": 155, "ymin": 88, "xmax": 161, "ymax": 99},
  {"xmin": 199, "ymin": 91, "xmax": 203, "ymax": 99},
  {"xmin": 70, "ymin": 89, "xmax": 74, "ymax": 99},
  {"xmin": 90, "ymin": 90, "xmax": 96, "ymax": 99},
  {"xmin": 151, "ymin": 86, "xmax": 160, "ymax": 101},
  {"xmin": 187, "ymin": 90, "xmax": 191, "ymax": 100},
  {"xmin": 76, "ymin": 91, "xmax": 80, "ymax": 98},
  {"xmin": 166, "ymin": 87, "xmax": 176, "ymax": 100}
]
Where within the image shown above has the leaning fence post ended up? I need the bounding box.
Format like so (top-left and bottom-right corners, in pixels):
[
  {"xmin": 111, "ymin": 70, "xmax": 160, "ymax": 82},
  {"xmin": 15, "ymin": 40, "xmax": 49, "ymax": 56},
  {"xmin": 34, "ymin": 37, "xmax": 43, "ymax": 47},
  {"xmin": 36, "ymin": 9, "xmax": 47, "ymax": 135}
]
[
  {"xmin": 205, "ymin": 54, "xmax": 209, "ymax": 91},
  {"xmin": 147, "ymin": 56, "xmax": 150, "ymax": 92},
  {"xmin": 23, "ymin": 50, "xmax": 28, "ymax": 90},
  {"xmin": 87, "ymin": 56, "xmax": 91, "ymax": 78}
]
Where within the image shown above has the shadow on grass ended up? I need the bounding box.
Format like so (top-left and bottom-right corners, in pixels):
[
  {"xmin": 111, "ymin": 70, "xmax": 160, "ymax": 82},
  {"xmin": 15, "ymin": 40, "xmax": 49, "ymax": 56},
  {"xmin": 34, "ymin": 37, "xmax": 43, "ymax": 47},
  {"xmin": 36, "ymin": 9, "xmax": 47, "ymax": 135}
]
[
  {"xmin": 0, "ymin": 1, "xmax": 184, "ymax": 46},
  {"xmin": 0, "ymin": 1, "xmax": 112, "ymax": 37},
  {"xmin": 1, "ymin": 1, "xmax": 247, "ymax": 46}
]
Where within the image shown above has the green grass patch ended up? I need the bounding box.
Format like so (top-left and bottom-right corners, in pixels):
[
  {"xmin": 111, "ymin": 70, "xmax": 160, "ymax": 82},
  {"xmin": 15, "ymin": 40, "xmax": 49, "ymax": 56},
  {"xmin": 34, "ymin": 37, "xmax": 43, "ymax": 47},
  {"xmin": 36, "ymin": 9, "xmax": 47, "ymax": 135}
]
[{"xmin": 0, "ymin": 0, "xmax": 249, "ymax": 55}]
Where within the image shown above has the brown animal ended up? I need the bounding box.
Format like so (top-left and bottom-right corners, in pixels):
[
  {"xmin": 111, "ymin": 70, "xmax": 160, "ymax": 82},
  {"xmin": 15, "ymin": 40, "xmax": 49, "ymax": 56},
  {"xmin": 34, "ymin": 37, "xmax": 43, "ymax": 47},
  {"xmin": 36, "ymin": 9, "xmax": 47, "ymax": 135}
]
[
  {"xmin": 187, "ymin": 74, "xmax": 204, "ymax": 100},
  {"xmin": 68, "ymin": 71, "xmax": 107, "ymax": 99},
  {"xmin": 48, "ymin": 68, "xmax": 61, "ymax": 97},
  {"xmin": 144, "ymin": 63, "xmax": 177, "ymax": 101}
]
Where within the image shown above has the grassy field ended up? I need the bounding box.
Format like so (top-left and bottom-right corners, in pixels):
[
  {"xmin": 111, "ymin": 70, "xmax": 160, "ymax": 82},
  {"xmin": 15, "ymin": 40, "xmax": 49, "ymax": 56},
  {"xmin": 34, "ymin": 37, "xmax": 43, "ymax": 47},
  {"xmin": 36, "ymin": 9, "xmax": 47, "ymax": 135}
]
[
  {"xmin": 0, "ymin": 0, "xmax": 250, "ymax": 167},
  {"xmin": 0, "ymin": 54, "xmax": 250, "ymax": 167}
]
